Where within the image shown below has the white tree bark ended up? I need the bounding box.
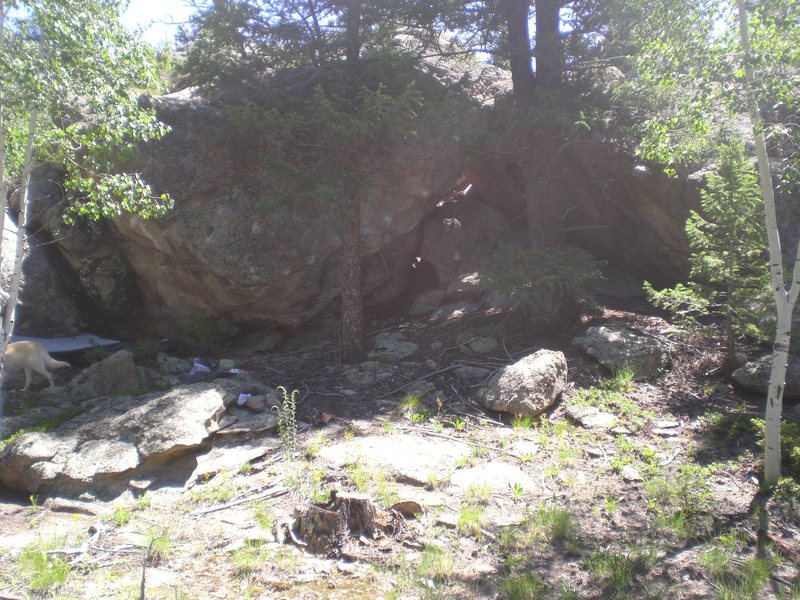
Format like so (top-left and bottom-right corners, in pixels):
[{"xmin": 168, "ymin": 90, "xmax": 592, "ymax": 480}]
[
  {"xmin": 736, "ymin": 0, "xmax": 800, "ymax": 486},
  {"xmin": 0, "ymin": 0, "xmax": 8, "ymax": 270},
  {"xmin": 0, "ymin": 110, "xmax": 38, "ymax": 389}
]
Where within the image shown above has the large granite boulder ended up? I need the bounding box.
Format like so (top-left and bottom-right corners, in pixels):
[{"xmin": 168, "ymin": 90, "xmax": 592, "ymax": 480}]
[
  {"xmin": 28, "ymin": 57, "xmax": 498, "ymax": 344},
  {"xmin": 573, "ymin": 324, "xmax": 670, "ymax": 380},
  {"xmin": 0, "ymin": 383, "xmax": 229, "ymax": 497},
  {"xmin": 466, "ymin": 140, "xmax": 698, "ymax": 287},
  {"xmin": 477, "ymin": 350, "xmax": 567, "ymax": 416},
  {"xmin": 732, "ymin": 354, "xmax": 800, "ymax": 401}
]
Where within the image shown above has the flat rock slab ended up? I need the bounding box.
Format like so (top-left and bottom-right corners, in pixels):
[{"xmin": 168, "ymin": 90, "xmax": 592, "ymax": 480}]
[
  {"xmin": 0, "ymin": 383, "xmax": 227, "ymax": 496},
  {"xmin": 189, "ymin": 438, "xmax": 280, "ymax": 484},
  {"xmin": 449, "ymin": 462, "xmax": 537, "ymax": 493},
  {"xmin": 318, "ymin": 433, "xmax": 471, "ymax": 486},
  {"xmin": 566, "ymin": 404, "xmax": 618, "ymax": 429}
]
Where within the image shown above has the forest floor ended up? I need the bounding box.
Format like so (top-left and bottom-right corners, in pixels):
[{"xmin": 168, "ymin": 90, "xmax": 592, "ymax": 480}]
[{"xmin": 0, "ymin": 300, "xmax": 799, "ymax": 599}]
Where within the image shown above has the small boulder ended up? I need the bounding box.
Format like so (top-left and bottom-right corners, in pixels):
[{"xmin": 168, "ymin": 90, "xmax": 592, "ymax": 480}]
[
  {"xmin": 454, "ymin": 366, "xmax": 492, "ymax": 381},
  {"xmin": 156, "ymin": 353, "xmax": 191, "ymax": 375},
  {"xmin": 457, "ymin": 333, "xmax": 498, "ymax": 356},
  {"xmin": 732, "ymin": 354, "xmax": 800, "ymax": 401},
  {"xmin": 445, "ymin": 272, "xmax": 487, "ymax": 301},
  {"xmin": 573, "ymin": 325, "xmax": 670, "ymax": 380},
  {"xmin": 67, "ymin": 350, "xmax": 138, "ymax": 399},
  {"xmin": 476, "ymin": 350, "xmax": 567, "ymax": 416},
  {"xmin": 409, "ymin": 289, "xmax": 445, "ymax": 316},
  {"xmin": 368, "ymin": 332, "xmax": 419, "ymax": 361},
  {"xmin": 566, "ymin": 404, "xmax": 617, "ymax": 429}
]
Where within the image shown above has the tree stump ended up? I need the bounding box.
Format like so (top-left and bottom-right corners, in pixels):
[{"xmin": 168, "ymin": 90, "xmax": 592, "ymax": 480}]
[{"xmin": 291, "ymin": 491, "xmax": 381, "ymax": 554}]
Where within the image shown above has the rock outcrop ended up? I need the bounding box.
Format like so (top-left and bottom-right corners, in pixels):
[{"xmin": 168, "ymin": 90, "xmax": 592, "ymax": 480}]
[
  {"xmin": 573, "ymin": 324, "xmax": 671, "ymax": 380},
  {"xmin": 0, "ymin": 383, "xmax": 230, "ymax": 497},
  {"xmin": 466, "ymin": 140, "xmax": 697, "ymax": 287},
  {"xmin": 18, "ymin": 58, "xmax": 700, "ymax": 345},
  {"xmin": 30, "ymin": 61, "xmax": 475, "ymax": 344}
]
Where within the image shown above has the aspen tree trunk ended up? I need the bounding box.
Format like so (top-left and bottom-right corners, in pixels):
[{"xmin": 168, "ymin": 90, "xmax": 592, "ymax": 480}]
[
  {"xmin": 0, "ymin": 110, "xmax": 38, "ymax": 387},
  {"xmin": 736, "ymin": 0, "xmax": 800, "ymax": 486},
  {"xmin": 0, "ymin": 0, "xmax": 8, "ymax": 269}
]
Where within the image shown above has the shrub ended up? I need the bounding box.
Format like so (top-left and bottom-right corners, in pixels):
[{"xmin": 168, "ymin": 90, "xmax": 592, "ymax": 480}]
[{"xmin": 485, "ymin": 244, "xmax": 603, "ymax": 332}]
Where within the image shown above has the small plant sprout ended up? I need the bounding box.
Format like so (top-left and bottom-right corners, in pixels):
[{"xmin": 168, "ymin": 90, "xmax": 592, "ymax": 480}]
[
  {"xmin": 399, "ymin": 393, "xmax": 422, "ymax": 412},
  {"xmin": 273, "ymin": 386, "xmax": 299, "ymax": 458},
  {"xmin": 410, "ymin": 411, "xmax": 430, "ymax": 424},
  {"xmin": 510, "ymin": 482, "xmax": 525, "ymax": 499},
  {"xmin": 112, "ymin": 505, "xmax": 132, "ymax": 527},
  {"xmin": 448, "ymin": 416, "xmax": 466, "ymax": 431},
  {"xmin": 512, "ymin": 414, "xmax": 533, "ymax": 429},
  {"xmin": 133, "ymin": 494, "xmax": 151, "ymax": 512},
  {"xmin": 603, "ymin": 495, "xmax": 620, "ymax": 515},
  {"xmin": 304, "ymin": 432, "xmax": 324, "ymax": 459}
]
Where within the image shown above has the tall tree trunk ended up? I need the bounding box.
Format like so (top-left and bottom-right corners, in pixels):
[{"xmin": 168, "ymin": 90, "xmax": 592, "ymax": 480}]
[
  {"xmin": 725, "ymin": 245, "xmax": 737, "ymax": 369},
  {"xmin": 502, "ymin": 0, "xmax": 535, "ymax": 108},
  {"xmin": 339, "ymin": 189, "xmax": 365, "ymax": 362},
  {"xmin": 502, "ymin": 0, "xmax": 565, "ymax": 247},
  {"xmin": 0, "ymin": 0, "xmax": 8, "ymax": 270},
  {"xmin": 524, "ymin": 133, "xmax": 564, "ymax": 248},
  {"xmin": 344, "ymin": 0, "xmax": 361, "ymax": 65},
  {"xmin": 534, "ymin": 0, "xmax": 562, "ymax": 90},
  {"xmin": 337, "ymin": 2, "xmax": 366, "ymax": 363},
  {"xmin": 737, "ymin": 0, "xmax": 800, "ymax": 486}
]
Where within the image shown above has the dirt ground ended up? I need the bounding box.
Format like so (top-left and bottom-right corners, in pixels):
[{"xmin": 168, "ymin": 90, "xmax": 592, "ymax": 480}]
[{"xmin": 0, "ymin": 302, "xmax": 799, "ymax": 599}]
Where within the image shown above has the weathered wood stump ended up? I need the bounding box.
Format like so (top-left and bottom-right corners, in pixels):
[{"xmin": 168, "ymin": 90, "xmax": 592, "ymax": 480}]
[{"xmin": 290, "ymin": 491, "xmax": 385, "ymax": 554}]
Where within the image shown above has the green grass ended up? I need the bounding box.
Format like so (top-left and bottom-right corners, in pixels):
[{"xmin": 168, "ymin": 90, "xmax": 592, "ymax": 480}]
[
  {"xmin": 233, "ymin": 540, "xmax": 266, "ymax": 577},
  {"xmin": 502, "ymin": 504, "xmax": 580, "ymax": 552},
  {"xmin": 19, "ymin": 540, "xmax": 71, "ymax": 593},
  {"xmin": 572, "ymin": 379, "xmax": 653, "ymax": 431},
  {"xmin": 416, "ymin": 544, "xmax": 455, "ymax": 581},
  {"xmin": 584, "ymin": 551, "xmax": 637, "ymax": 596},
  {"xmin": 604, "ymin": 365, "xmax": 636, "ymax": 392},
  {"xmin": 457, "ymin": 505, "xmax": 485, "ymax": 538},
  {"xmin": 512, "ymin": 414, "xmax": 534, "ymax": 429},
  {"xmin": 133, "ymin": 494, "xmax": 151, "ymax": 511},
  {"xmin": 603, "ymin": 495, "xmax": 620, "ymax": 515},
  {"xmin": 645, "ymin": 464, "xmax": 716, "ymax": 540},
  {"xmin": 501, "ymin": 574, "xmax": 548, "ymax": 599},
  {"xmin": 253, "ymin": 502, "xmax": 273, "ymax": 530},
  {"xmin": 399, "ymin": 393, "xmax": 422, "ymax": 412},
  {"xmin": 188, "ymin": 470, "xmax": 237, "ymax": 505},
  {"xmin": 464, "ymin": 483, "xmax": 493, "ymax": 505},
  {"xmin": 537, "ymin": 505, "xmax": 580, "ymax": 546},
  {"xmin": 145, "ymin": 528, "xmax": 172, "ymax": 566}
]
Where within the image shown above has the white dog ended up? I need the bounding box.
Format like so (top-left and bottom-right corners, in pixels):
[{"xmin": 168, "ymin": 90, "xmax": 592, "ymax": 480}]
[{"xmin": 4, "ymin": 341, "xmax": 70, "ymax": 391}]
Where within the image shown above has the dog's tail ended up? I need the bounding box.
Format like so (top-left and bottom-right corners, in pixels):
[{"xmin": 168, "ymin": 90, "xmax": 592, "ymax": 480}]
[{"xmin": 44, "ymin": 355, "xmax": 70, "ymax": 371}]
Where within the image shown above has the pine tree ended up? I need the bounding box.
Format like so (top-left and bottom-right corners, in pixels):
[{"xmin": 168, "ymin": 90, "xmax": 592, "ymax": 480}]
[{"xmin": 645, "ymin": 139, "xmax": 771, "ymax": 368}]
